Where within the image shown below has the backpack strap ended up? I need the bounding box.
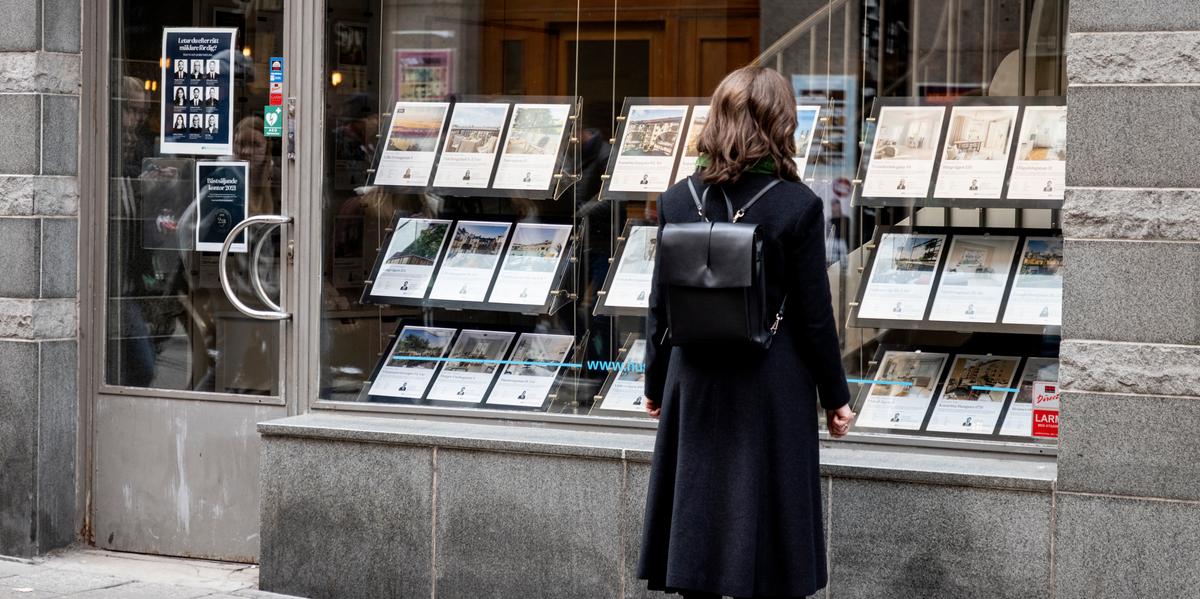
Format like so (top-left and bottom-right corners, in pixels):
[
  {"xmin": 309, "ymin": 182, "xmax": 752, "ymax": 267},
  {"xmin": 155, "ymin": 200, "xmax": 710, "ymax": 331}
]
[
  {"xmin": 685, "ymin": 177, "xmax": 708, "ymax": 222},
  {"xmin": 721, "ymin": 179, "xmax": 782, "ymax": 223}
]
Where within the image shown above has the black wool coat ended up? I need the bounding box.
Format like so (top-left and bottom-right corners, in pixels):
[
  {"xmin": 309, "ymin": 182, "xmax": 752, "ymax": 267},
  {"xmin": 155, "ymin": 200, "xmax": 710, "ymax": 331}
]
[{"xmin": 637, "ymin": 173, "xmax": 851, "ymax": 598}]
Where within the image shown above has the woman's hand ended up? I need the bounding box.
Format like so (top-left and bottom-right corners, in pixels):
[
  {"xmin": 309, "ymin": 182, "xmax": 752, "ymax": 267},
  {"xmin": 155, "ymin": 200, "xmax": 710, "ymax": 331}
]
[
  {"xmin": 644, "ymin": 398, "xmax": 661, "ymax": 419},
  {"xmin": 826, "ymin": 404, "xmax": 855, "ymax": 438}
]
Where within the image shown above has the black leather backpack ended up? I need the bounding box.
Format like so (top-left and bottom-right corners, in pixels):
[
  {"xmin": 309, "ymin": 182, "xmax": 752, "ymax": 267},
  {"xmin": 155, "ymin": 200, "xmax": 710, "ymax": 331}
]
[{"xmin": 659, "ymin": 176, "xmax": 786, "ymax": 349}]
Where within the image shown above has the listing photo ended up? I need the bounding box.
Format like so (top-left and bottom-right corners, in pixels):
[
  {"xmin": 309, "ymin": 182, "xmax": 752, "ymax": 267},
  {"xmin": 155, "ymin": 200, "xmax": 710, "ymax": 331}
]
[
  {"xmin": 503, "ymin": 105, "xmax": 569, "ymax": 155},
  {"xmin": 441, "ymin": 330, "xmax": 514, "ymax": 374},
  {"xmin": 869, "ymin": 351, "xmax": 946, "ymax": 399},
  {"xmin": 681, "ymin": 107, "xmax": 709, "ymax": 159},
  {"xmin": 941, "ymin": 106, "xmax": 1017, "ymax": 161},
  {"xmin": 443, "ymin": 103, "xmax": 508, "ymax": 154},
  {"xmin": 795, "ymin": 106, "xmax": 820, "ymax": 155},
  {"xmin": 871, "ymin": 106, "xmax": 944, "ymax": 161},
  {"xmin": 1015, "ymin": 238, "xmax": 1064, "ymax": 285},
  {"xmin": 941, "ymin": 356, "xmax": 1020, "ymax": 402},
  {"xmin": 503, "ymin": 334, "xmax": 574, "ymax": 378},
  {"xmin": 1014, "ymin": 358, "xmax": 1059, "ymax": 404},
  {"xmin": 870, "ymin": 234, "xmax": 944, "ymax": 285},
  {"xmin": 387, "ymin": 103, "xmax": 449, "ymax": 152},
  {"xmin": 615, "ymin": 226, "xmax": 658, "ymax": 276},
  {"xmin": 938, "ymin": 236, "xmax": 1018, "ymax": 287},
  {"xmin": 619, "ymin": 106, "xmax": 686, "ymax": 157},
  {"xmin": 387, "ymin": 327, "xmax": 456, "ymax": 370},
  {"xmin": 1016, "ymin": 106, "xmax": 1067, "ymax": 161},
  {"xmin": 501, "ymin": 224, "xmax": 570, "ymax": 272},
  {"xmin": 616, "ymin": 341, "xmax": 648, "ymax": 383},
  {"xmin": 383, "ymin": 219, "xmax": 450, "ymax": 266},
  {"xmin": 443, "ymin": 222, "xmax": 510, "ymax": 269}
]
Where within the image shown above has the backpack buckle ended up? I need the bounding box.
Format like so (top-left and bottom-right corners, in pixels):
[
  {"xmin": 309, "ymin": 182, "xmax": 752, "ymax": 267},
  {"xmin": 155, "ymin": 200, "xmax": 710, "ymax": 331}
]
[
  {"xmin": 770, "ymin": 312, "xmax": 783, "ymax": 335},
  {"xmin": 732, "ymin": 209, "xmax": 745, "ymax": 223}
]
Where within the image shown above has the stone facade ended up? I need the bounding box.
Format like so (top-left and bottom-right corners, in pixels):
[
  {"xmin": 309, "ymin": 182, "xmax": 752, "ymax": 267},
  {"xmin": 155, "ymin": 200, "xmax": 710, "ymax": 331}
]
[
  {"xmin": 1057, "ymin": 2, "xmax": 1200, "ymax": 597},
  {"xmin": 0, "ymin": 0, "xmax": 81, "ymax": 558}
]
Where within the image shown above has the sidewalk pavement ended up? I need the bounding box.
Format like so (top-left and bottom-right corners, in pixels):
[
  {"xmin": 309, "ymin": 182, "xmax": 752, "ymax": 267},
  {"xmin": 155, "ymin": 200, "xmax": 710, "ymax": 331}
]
[{"xmin": 0, "ymin": 547, "xmax": 302, "ymax": 599}]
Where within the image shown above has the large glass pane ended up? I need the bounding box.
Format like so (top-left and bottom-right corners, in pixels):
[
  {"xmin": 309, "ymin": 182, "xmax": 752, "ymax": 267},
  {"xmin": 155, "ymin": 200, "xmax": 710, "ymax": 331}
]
[{"xmin": 106, "ymin": 2, "xmax": 285, "ymax": 394}]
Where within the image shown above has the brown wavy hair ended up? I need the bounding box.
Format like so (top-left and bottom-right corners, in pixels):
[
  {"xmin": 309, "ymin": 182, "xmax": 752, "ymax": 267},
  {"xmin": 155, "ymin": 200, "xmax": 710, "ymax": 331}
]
[{"xmin": 696, "ymin": 66, "xmax": 800, "ymax": 185}]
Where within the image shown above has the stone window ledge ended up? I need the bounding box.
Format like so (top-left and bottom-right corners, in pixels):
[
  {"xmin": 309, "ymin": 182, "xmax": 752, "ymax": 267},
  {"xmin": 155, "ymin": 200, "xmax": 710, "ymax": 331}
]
[{"xmin": 259, "ymin": 414, "xmax": 1056, "ymax": 492}]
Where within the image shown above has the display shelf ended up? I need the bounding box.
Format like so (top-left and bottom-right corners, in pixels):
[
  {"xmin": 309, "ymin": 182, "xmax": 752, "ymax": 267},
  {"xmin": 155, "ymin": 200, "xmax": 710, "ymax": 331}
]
[
  {"xmin": 366, "ymin": 95, "xmax": 582, "ymax": 201},
  {"xmin": 852, "ymin": 96, "xmax": 1066, "ymax": 210},
  {"xmin": 847, "ymin": 226, "xmax": 1063, "ymax": 336}
]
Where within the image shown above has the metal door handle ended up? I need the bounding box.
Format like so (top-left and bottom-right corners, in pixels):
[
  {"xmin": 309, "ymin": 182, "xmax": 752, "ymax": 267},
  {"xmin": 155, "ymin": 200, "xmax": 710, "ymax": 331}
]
[{"xmin": 219, "ymin": 214, "xmax": 293, "ymax": 320}]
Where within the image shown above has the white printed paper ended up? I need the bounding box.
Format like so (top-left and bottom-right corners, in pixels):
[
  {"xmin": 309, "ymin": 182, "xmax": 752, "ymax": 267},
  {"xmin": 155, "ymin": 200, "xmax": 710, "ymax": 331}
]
[
  {"xmin": 933, "ymin": 105, "xmax": 1019, "ymax": 199},
  {"xmin": 601, "ymin": 226, "xmax": 657, "ymax": 309},
  {"xmin": 1007, "ymin": 106, "xmax": 1066, "ymax": 200},
  {"xmin": 432, "ymin": 102, "xmax": 510, "ymax": 188},
  {"xmin": 375, "ymin": 102, "xmax": 450, "ymax": 186},
  {"xmin": 999, "ymin": 358, "xmax": 1059, "ymax": 437},
  {"xmin": 609, "ymin": 105, "xmax": 688, "ymax": 192},
  {"xmin": 485, "ymin": 333, "xmax": 575, "ymax": 408},
  {"xmin": 369, "ymin": 218, "xmax": 452, "ymax": 299},
  {"xmin": 862, "ymin": 106, "xmax": 946, "ymax": 198},
  {"xmin": 597, "ymin": 340, "xmax": 649, "ymax": 412},
  {"xmin": 925, "ymin": 354, "xmax": 1020, "ymax": 434},
  {"xmin": 426, "ymin": 330, "xmax": 516, "ymax": 403},
  {"xmin": 794, "ymin": 105, "xmax": 822, "ymax": 175},
  {"xmin": 368, "ymin": 326, "xmax": 456, "ymax": 399},
  {"xmin": 858, "ymin": 233, "xmax": 946, "ymax": 320},
  {"xmin": 487, "ymin": 223, "xmax": 572, "ymax": 305},
  {"xmin": 928, "ymin": 235, "xmax": 1019, "ymax": 323},
  {"xmin": 673, "ymin": 106, "xmax": 709, "ymax": 183},
  {"xmin": 1001, "ymin": 237, "xmax": 1063, "ymax": 326},
  {"xmin": 492, "ymin": 103, "xmax": 572, "ymax": 190},
  {"xmin": 856, "ymin": 351, "xmax": 948, "ymax": 430},
  {"xmin": 428, "ymin": 221, "xmax": 512, "ymax": 302}
]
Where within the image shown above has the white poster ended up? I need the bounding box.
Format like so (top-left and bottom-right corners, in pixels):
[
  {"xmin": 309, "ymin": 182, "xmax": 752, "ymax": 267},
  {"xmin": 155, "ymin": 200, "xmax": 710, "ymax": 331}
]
[
  {"xmin": 609, "ymin": 105, "xmax": 688, "ymax": 192},
  {"xmin": 160, "ymin": 28, "xmax": 237, "ymax": 156},
  {"xmin": 487, "ymin": 223, "xmax": 572, "ymax": 305},
  {"xmin": 999, "ymin": 358, "xmax": 1059, "ymax": 437},
  {"xmin": 431, "ymin": 102, "xmax": 510, "ymax": 188},
  {"xmin": 367, "ymin": 326, "xmax": 457, "ymax": 399},
  {"xmin": 369, "ymin": 218, "xmax": 452, "ymax": 299},
  {"xmin": 933, "ymin": 105, "xmax": 1019, "ymax": 199},
  {"xmin": 374, "ymin": 101, "xmax": 450, "ymax": 186},
  {"xmin": 856, "ymin": 351, "xmax": 949, "ymax": 430},
  {"xmin": 928, "ymin": 235, "xmax": 1020, "ymax": 323},
  {"xmin": 862, "ymin": 106, "xmax": 946, "ymax": 198},
  {"xmin": 492, "ymin": 103, "xmax": 572, "ymax": 190},
  {"xmin": 426, "ymin": 329, "xmax": 516, "ymax": 403},
  {"xmin": 598, "ymin": 340, "xmax": 649, "ymax": 412},
  {"xmin": 1007, "ymin": 106, "xmax": 1067, "ymax": 200},
  {"xmin": 858, "ymin": 233, "xmax": 946, "ymax": 320},
  {"xmin": 485, "ymin": 333, "xmax": 575, "ymax": 408},
  {"xmin": 428, "ymin": 221, "xmax": 512, "ymax": 302},
  {"xmin": 1002, "ymin": 237, "xmax": 1064, "ymax": 326},
  {"xmin": 925, "ymin": 354, "xmax": 1021, "ymax": 434},
  {"xmin": 601, "ymin": 226, "xmax": 657, "ymax": 309},
  {"xmin": 794, "ymin": 105, "xmax": 822, "ymax": 175},
  {"xmin": 673, "ymin": 106, "xmax": 710, "ymax": 183}
]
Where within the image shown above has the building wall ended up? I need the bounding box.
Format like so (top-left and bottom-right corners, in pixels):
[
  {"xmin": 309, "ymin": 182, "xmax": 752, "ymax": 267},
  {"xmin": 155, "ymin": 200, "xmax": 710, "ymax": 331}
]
[
  {"xmin": 0, "ymin": 0, "xmax": 81, "ymax": 558},
  {"xmin": 1058, "ymin": 1, "xmax": 1200, "ymax": 597}
]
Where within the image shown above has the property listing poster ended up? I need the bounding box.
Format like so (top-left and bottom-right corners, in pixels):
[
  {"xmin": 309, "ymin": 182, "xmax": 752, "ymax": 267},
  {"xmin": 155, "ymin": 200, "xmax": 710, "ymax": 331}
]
[
  {"xmin": 426, "ymin": 330, "xmax": 516, "ymax": 403},
  {"xmin": 928, "ymin": 235, "xmax": 1020, "ymax": 323},
  {"xmin": 598, "ymin": 339, "xmax": 649, "ymax": 412},
  {"xmin": 486, "ymin": 333, "xmax": 575, "ymax": 408},
  {"xmin": 932, "ymin": 106, "xmax": 1019, "ymax": 199},
  {"xmin": 999, "ymin": 358, "xmax": 1059, "ymax": 437},
  {"xmin": 1007, "ymin": 106, "xmax": 1067, "ymax": 200},
  {"xmin": 369, "ymin": 218, "xmax": 453, "ymax": 299},
  {"xmin": 1002, "ymin": 237, "xmax": 1064, "ymax": 326},
  {"xmin": 431, "ymin": 102, "xmax": 510, "ymax": 188},
  {"xmin": 794, "ymin": 105, "xmax": 822, "ymax": 175},
  {"xmin": 374, "ymin": 102, "xmax": 450, "ymax": 186},
  {"xmin": 428, "ymin": 220, "xmax": 512, "ymax": 302},
  {"xmin": 487, "ymin": 223, "xmax": 572, "ymax": 305},
  {"xmin": 673, "ymin": 106, "xmax": 710, "ymax": 183},
  {"xmin": 861, "ymin": 106, "xmax": 946, "ymax": 198},
  {"xmin": 857, "ymin": 233, "xmax": 946, "ymax": 320},
  {"xmin": 602, "ymin": 226, "xmax": 657, "ymax": 309},
  {"xmin": 492, "ymin": 103, "xmax": 572, "ymax": 190},
  {"xmin": 609, "ymin": 105, "xmax": 688, "ymax": 192},
  {"xmin": 856, "ymin": 351, "xmax": 949, "ymax": 430},
  {"xmin": 160, "ymin": 28, "xmax": 237, "ymax": 155},
  {"xmin": 194, "ymin": 161, "xmax": 248, "ymax": 253},
  {"xmin": 367, "ymin": 326, "xmax": 457, "ymax": 399},
  {"xmin": 925, "ymin": 355, "xmax": 1021, "ymax": 434}
]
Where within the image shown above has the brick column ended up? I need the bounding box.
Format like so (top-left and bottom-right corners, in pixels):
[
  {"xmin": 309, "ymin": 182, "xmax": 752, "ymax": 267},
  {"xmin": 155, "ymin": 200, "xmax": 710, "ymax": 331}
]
[
  {"xmin": 0, "ymin": 0, "xmax": 81, "ymax": 558},
  {"xmin": 1057, "ymin": 2, "xmax": 1200, "ymax": 597}
]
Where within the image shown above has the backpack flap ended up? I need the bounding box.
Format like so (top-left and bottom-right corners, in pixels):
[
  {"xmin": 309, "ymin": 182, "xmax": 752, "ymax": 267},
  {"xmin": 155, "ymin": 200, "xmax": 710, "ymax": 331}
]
[{"xmin": 659, "ymin": 222, "xmax": 759, "ymax": 288}]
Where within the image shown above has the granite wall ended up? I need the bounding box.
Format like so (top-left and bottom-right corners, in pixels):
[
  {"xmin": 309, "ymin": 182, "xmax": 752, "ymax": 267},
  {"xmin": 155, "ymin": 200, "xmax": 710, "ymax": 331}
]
[
  {"xmin": 0, "ymin": 0, "xmax": 82, "ymax": 558},
  {"xmin": 1057, "ymin": 2, "xmax": 1200, "ymax": 597}
]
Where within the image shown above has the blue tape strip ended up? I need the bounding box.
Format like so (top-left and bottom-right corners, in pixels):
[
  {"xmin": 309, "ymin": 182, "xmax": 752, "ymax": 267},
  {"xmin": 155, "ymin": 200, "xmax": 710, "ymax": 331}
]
[
  {"xmin": 846, "ymin": 378, "xmax": 914, "ymax": 387},
  {"xmin": 391, "ymin": 355, "xmax": 582, "ymax": 369},
  {"xmin": 970, "ymin": 385, "xmax": 1019, "ymax": 393}
]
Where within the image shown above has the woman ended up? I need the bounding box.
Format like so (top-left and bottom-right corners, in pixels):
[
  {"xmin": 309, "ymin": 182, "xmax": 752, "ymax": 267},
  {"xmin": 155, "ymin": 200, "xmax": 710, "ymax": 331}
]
[{"xmin": 638, "ymin": 66, "xmax": 856, "ymax": 599}]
